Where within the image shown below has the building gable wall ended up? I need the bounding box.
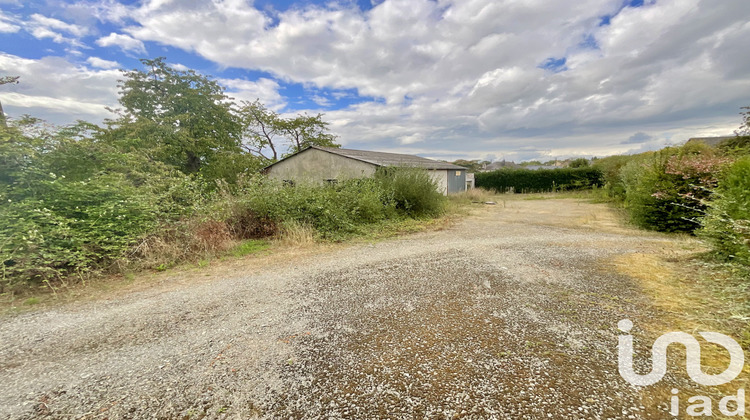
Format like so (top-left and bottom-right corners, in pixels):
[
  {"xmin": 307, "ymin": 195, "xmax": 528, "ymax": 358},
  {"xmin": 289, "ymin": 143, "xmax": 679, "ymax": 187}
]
[{"xmin": 266, "ymin": 148, "xmax": 377, "ymax": 183}]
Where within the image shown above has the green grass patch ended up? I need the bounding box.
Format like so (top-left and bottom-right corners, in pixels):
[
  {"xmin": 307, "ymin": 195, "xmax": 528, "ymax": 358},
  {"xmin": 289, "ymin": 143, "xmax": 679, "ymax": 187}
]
[
  {"xmin": 229, "ymin": 239, "xmax": 270, "ymax": 257},
  {"xmin": 22, "ymin": 297, "xmax": 40, "ymax": 306}
]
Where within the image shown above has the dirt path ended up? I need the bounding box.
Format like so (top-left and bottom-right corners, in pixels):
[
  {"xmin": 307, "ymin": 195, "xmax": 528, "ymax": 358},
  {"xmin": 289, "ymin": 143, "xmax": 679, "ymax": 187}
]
[{"xmin": 0, "ymin": 198, "xmax": 685, "ymax": 419}]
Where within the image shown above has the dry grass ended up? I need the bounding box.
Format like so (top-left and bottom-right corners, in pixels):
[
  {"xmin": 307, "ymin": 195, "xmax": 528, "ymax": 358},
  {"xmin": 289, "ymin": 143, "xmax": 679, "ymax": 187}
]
[
  {"xmin": 448, "ymin": 187, "xmax": 495, "ymax": 203},
  {"xmin": 612, "ymin": 248, "xmax": 750, "ymax": 416},
  {"xmin": 275, "ymin": 221, "xmax": 317, "ymax": 247},
  {"xmin": 127, "ymin": 219, "xmax": 236, "ymax": 271}
]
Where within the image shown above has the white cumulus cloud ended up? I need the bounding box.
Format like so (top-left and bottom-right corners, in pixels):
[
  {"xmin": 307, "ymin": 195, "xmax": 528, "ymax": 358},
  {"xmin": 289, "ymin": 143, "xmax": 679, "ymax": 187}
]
[
  {"xmin": 0, "ymin": 53, "xmax": 120, "ymax": 124},
  {"xmin": 96, "ymin": 32, "xmax": 147, "ymax": 54},
  {"xmin": 86, "ymin": 56, "xmax": 120, "ymax": 69}
]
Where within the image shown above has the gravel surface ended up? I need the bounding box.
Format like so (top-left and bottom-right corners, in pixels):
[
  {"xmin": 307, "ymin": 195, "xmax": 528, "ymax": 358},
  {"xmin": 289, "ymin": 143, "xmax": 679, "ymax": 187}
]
[{"xmin": 1, "ymin": 198, "xmax": 680, "ymax": 419}]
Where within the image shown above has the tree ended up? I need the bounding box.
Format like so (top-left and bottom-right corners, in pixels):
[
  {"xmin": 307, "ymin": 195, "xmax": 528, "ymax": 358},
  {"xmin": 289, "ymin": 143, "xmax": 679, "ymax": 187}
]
[
  {"xmin": 280, "ymin": 113, "xmax": 339, "ymax": 155},
  {"xmin": 238, "ymin": 100, "xmax": 282, "ymax": 162},
  {"xmin": 569, "ymin": 158, "xmax": 590, "ymax": 168},
  {"xmin": 110, "ymin": 58, "xmax": 243, "ymax": 175},
  {"xmin": 519, "ymin": 160, "xmax": 542, "ymax": 167},
  {"xmin": 0, "ymin": 76, "xmax": 20, "ymax": 128},
  {"xmin": 238, "ymin": 102, "xmax": 339, "ymax": 161}
]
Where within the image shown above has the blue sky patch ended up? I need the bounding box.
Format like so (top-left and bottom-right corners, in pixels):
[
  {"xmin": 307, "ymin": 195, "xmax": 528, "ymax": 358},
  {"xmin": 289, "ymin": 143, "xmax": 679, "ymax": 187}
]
[
  {"xmin": 599, "ymin": 0, "xmax": 646, "ymax": 26},
  {"xmin": 579, "ymin": 34, "xmax": 599, "ymax": 50},
  {"xmin": 538, "ymin": 57, "xmax": 567, "ymax": 73}
]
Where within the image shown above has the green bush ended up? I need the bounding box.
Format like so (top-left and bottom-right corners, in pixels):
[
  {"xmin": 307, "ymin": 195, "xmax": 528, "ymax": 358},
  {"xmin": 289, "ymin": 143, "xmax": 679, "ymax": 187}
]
[
  {"xmin": 0, "ymin": 173, "xmax": 160, "ymax": 289},
  {"xmin": 253, "ymin": 179, "xmax": 381, "ymax": 237},
  {"xmin": 202, "ymin": 168, "xmax": 442, "ymax": 242},
  {"xmin": 0, "ymin": 125, "xmax": 179, "ymax": 290},
  {"xmin": 375, "ymin": 167, "xmax": 444, "ymax": 217},
  {"xmin": 699, "ymin": 157, "xmax": 750, "ymax": 265},
  {"xmin": 619, "ymin": 150, "xmax": 690, "ymax": 232},
  {"xmin": 717, "ymin": 136, "xmax": 750, "ymax": 157},
  {"xmin": 620, "ymin": 147, "xmax": 732, "ymax": 233},
  {"xmin": 569, "ymin": 158, "xmax": 590, "ymax": 168},
  {"xmin": 475, "ymin": 167, "xmax": 603, "ymax": 193},
  {"xmin": 592, "ymin": 155, "xmax": 638, "ymax": 200},
  {"xmin": 202, "ymin": 173, "xmax": 409, "ymax": 241}
]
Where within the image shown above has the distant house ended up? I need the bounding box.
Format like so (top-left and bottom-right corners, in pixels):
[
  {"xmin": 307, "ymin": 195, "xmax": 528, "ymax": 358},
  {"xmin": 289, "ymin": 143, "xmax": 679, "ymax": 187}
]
[
  {"xmin": 524, "ymin": 165, "xmax": 560, "ymax": 171},
  {"xmin": 685, "ymin": 136, "xmax": 735, "ymax": 147},
  {"xmin": 263, "ymin": 146, "xmax": 469, "ymax": 195},
  {"xmin": 481, "ymin": 160, "xmax": 521, "ymax": 172}
]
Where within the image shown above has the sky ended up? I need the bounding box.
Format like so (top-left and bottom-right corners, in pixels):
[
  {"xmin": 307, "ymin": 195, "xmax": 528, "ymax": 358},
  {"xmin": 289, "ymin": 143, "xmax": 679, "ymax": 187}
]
[{"xmin": 1, "ymin": 0, "xmax": 749, "ymax": 162}]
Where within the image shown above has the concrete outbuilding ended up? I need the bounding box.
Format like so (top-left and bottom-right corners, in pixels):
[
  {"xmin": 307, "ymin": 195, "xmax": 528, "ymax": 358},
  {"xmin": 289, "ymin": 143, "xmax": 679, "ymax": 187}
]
[{"xmin": 263, "ymin": 146, "xmax": 469, "ymax": 195}]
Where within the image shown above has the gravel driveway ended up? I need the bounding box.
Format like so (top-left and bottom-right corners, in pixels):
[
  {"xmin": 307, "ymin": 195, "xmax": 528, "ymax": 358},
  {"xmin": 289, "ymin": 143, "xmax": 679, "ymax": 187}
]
[{"xmin": 1, "ymin": 198, "xmax": 677, "ymax": 419}]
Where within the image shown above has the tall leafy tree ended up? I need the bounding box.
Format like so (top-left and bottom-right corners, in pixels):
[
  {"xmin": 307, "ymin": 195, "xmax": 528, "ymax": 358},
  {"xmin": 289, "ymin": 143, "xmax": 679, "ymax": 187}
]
[
  {"xmin": 569, "ymin": 158, "xmax": 590, "ymax": 168},
  {"xmin": 281, "ymin": 112, "xmax": 339, "ymax": 155},
  {"xmin": 0, "ymin": 76, "xmax": 20, "ymax": 128},
  {"xmin": 238, "ymin": 100, "xmax": 282, "ymax": 162},
  {"xmin": 110, "ymin": 58, "xmax": 243, "ymax": 175},
  {"xmin": 238, "ymin": 101, "xmax": 339, "ymax": 161}
]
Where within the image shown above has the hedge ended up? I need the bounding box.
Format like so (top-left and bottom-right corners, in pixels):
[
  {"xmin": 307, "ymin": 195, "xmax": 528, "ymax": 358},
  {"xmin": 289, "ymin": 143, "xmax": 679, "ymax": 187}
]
[{"xmin": 475, "ymin": 167, "xmax": 603, "ymax": 193}]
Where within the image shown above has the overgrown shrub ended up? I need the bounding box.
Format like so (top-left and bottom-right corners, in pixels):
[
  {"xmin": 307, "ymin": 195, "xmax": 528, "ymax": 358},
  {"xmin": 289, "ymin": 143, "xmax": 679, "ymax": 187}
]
[
  {"xmin": 475, "ymin": 167, "xmax": 603, "ymax": 193},
  {"xmin": 136, "ymin": 168, "xmax": 443, "ymax": 267},
  {"xmin": 717, "ymin": 136, "xmax": 750, "ymax": 156},
  {"xmin": 215, "ymin": 176, "xmax": 391, "ymax": 238},
  {"xmin": 620, "ymin": 152, "xmax": 695, "ymax": 232},
  {"xmin": 0, "ymin": 173, "xmax": 161, "ymax": 290},
  {"xmin": 569, "ymin": 158, "xmax": 590, "ymax": 168},
  {"xmin": 620, "ymin": 147, "xmax": 732, "ymax": 233},
  {"xmin": 592, "ymin": 155, "xmax": 637, "ymax": 200},
  {"xmin": 698, "ymin": 157, "xmax": 750, "ymax": 265},
  {"xmin": 0, "ymin": 121, "xmax": 210, "ymax": 290},
  {"xmin": 375, "ymin": 167, "xmax": 444, "ymax": 217}
]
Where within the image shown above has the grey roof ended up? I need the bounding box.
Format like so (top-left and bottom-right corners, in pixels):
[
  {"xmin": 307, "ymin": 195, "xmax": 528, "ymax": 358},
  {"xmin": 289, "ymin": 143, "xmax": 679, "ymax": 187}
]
[
  {"xmin": 686, "ymin": 136, "xmax": 735, "ymax": 147},
  {"xmin": 310, "ymin": 146, "xmax": 467, "ymax": 170}
]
